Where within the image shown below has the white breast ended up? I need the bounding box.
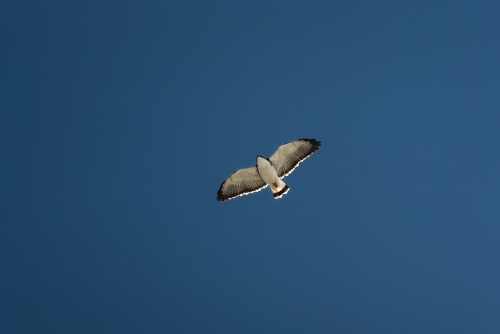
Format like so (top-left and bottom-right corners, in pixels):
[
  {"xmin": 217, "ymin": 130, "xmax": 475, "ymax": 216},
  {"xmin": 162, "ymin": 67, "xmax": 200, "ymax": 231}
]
[{"xmin": 257, "ymin": 156, "xmax": 279, "ymax": 186}]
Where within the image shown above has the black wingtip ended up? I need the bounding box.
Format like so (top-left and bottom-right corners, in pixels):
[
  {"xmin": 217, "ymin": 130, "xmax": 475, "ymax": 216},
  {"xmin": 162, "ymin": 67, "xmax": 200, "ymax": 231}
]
[
  {"xmin": 299, "ymin": 139, "xmax": 321, "ymax": 154},
  {"xmin": 298, "ymin": 138, "xmax": 321, "ymax": 147},
  {"xmin": 217, "ymin": 181, "xmax": 228, "ymax": 202}
]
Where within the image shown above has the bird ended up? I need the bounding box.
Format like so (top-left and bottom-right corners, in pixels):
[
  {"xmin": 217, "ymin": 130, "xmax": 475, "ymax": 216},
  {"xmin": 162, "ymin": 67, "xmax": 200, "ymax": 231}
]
[{"xmin": 217, "ymin": 138, "xmax": 321, "ymax": 202}]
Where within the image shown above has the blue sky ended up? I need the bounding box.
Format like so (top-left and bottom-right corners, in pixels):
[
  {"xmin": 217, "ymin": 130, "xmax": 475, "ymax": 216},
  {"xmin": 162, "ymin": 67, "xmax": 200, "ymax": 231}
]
[{"xmin": 1, "ymin": 1, "xmax": 500, "ymax": 333}]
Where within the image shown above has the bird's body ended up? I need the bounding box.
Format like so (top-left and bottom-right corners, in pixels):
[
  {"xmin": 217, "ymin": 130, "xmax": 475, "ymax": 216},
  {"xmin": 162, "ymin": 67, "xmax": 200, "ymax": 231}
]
[
  {"xmin": 256, "ymin": 156, "xmax": 289, "ymax": 198},
  {"xmin": 217, "ymin": 139, "xmax": 321, "ymax": 202}
]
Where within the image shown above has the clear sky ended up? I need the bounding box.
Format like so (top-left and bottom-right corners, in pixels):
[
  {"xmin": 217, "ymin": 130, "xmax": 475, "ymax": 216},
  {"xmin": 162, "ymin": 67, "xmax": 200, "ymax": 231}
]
[{"xmin": 2, "ymin": 1, "xmax": 500, "ymax": 333}]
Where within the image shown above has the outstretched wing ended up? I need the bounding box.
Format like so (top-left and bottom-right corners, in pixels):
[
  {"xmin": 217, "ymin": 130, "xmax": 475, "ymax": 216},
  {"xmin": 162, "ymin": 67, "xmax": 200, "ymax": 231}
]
[
  {"xmin": 269, "ymin": 139, "xmax": 321, "ymax": 178},
  {"xmin": 217, "ymin": 166, "xmax": 268, "ymax": 202}
]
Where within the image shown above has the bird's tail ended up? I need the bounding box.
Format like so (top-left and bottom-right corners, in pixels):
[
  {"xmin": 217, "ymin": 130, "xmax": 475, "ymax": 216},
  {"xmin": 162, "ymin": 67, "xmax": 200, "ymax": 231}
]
[{"xmin": 271, "ymin": 180, "xmax": 290, "ymax": 199}]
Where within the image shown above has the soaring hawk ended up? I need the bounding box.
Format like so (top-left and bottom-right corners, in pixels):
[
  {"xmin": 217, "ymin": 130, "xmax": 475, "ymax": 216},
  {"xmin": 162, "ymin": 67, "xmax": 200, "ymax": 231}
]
[{"xmin": 217, "ymin": 138, "xmax": 321, "ymax": 202}]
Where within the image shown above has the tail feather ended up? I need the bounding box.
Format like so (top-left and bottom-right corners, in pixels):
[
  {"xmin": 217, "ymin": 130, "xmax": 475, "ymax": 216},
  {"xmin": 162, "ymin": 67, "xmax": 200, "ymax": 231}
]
[{"xmin": 272, "ymin": 183, "xmax": 290, "ymax": 199}]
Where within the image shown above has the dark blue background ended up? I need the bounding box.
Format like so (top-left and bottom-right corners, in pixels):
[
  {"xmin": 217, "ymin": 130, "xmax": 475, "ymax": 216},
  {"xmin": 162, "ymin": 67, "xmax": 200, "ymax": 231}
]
[{"xmin": 2, "ymin": 1, "xmax": 500, "ymax": 333}]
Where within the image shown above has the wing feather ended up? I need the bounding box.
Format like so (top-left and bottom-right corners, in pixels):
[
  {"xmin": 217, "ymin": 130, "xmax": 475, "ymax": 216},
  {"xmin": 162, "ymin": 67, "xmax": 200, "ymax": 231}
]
[
  {"xmin": 217, "ymin": 166, "xmax": 267, "ymax": 202},
  {"xmin": 269, "ymin": 139, "xmax": 321, "ymax": 178}
]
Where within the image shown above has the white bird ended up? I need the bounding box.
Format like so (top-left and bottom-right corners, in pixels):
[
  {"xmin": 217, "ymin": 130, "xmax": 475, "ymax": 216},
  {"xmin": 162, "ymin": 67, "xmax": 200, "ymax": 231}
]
[{"xmin": 217, "ymin": 139, "xmax": 321, "ymax": 202}]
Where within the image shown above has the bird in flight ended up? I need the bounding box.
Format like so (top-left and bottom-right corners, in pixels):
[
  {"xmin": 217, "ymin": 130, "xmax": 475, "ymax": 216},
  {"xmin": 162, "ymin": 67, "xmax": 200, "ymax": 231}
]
[{"xmin": 217, "ymin": 138, "xmax": 321, "ymax": 202}]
